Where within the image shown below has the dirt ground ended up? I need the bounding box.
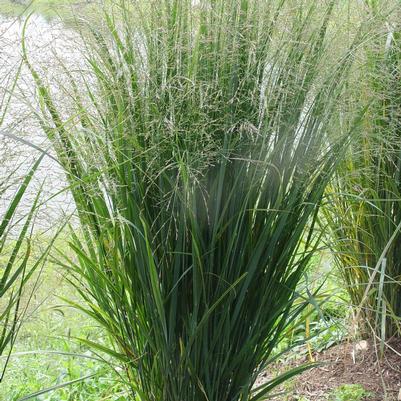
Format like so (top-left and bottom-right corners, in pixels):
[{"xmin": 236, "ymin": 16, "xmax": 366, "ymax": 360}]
[{"xmin": 289, "ymin": 338, "xmax": 401, "ymax": 400}]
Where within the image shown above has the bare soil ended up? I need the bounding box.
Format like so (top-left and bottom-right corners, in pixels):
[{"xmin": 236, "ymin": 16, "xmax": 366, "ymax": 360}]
[{"xmin": 287, "ymin": 338, "xmax": 401, "ymax": 400}]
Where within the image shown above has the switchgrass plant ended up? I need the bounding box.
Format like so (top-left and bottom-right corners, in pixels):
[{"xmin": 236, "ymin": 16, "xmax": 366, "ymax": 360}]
[
  {"xmin": 323, "ymin": 2, "xmax": 401, "ymax": 341},
  {"xmin": 24, "ymin": 1, "xmax": 360, "ymax": 399}
]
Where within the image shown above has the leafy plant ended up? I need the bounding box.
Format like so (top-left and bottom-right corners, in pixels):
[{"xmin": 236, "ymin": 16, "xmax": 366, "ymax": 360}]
[
  {"xmin": 329, "ymin": 384, "xmax": 371, "ymax": 401},
  {"xmin": 24, "ymin": 1, "xmax": 361, "ymax": 400}
]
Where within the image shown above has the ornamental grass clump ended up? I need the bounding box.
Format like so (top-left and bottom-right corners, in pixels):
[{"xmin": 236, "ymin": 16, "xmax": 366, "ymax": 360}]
[
  {"xmin": 24, "ymin": 1, "xmax": 359, "ymax": 399},
  {"xmin": 324, "ymin": 2, "xmax": 401, "ymax": 340}
]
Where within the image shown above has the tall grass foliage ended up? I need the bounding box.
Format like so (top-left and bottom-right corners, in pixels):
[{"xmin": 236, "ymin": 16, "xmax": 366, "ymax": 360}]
[
  {"xmin": 24, "ymin": 1, "xmax": 360, "ymax": 399},
  {"xmin": 324, "ymin": 2, "xmax": 401, "ymax": 341}
]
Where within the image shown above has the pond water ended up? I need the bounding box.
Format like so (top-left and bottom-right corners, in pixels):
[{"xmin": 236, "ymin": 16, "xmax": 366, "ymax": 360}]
[{"xmin": 0, "ymin": 14, "xmax": 80, "ymax": 231}]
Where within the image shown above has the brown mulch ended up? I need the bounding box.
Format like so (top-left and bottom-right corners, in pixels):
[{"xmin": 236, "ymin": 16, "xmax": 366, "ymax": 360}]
[
  {"xmin": 256, "ymin": 339, "xmax": 401, "ymax": 400},
  {"xmin": 290, "ymin": 339, "xmax": 401, "ymax": 400}
]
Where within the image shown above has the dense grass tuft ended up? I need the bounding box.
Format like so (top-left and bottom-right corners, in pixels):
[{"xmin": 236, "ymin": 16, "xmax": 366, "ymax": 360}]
[{"xmin": 24, "ymin": 1, "xmax": 361, "ymax": 399}]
